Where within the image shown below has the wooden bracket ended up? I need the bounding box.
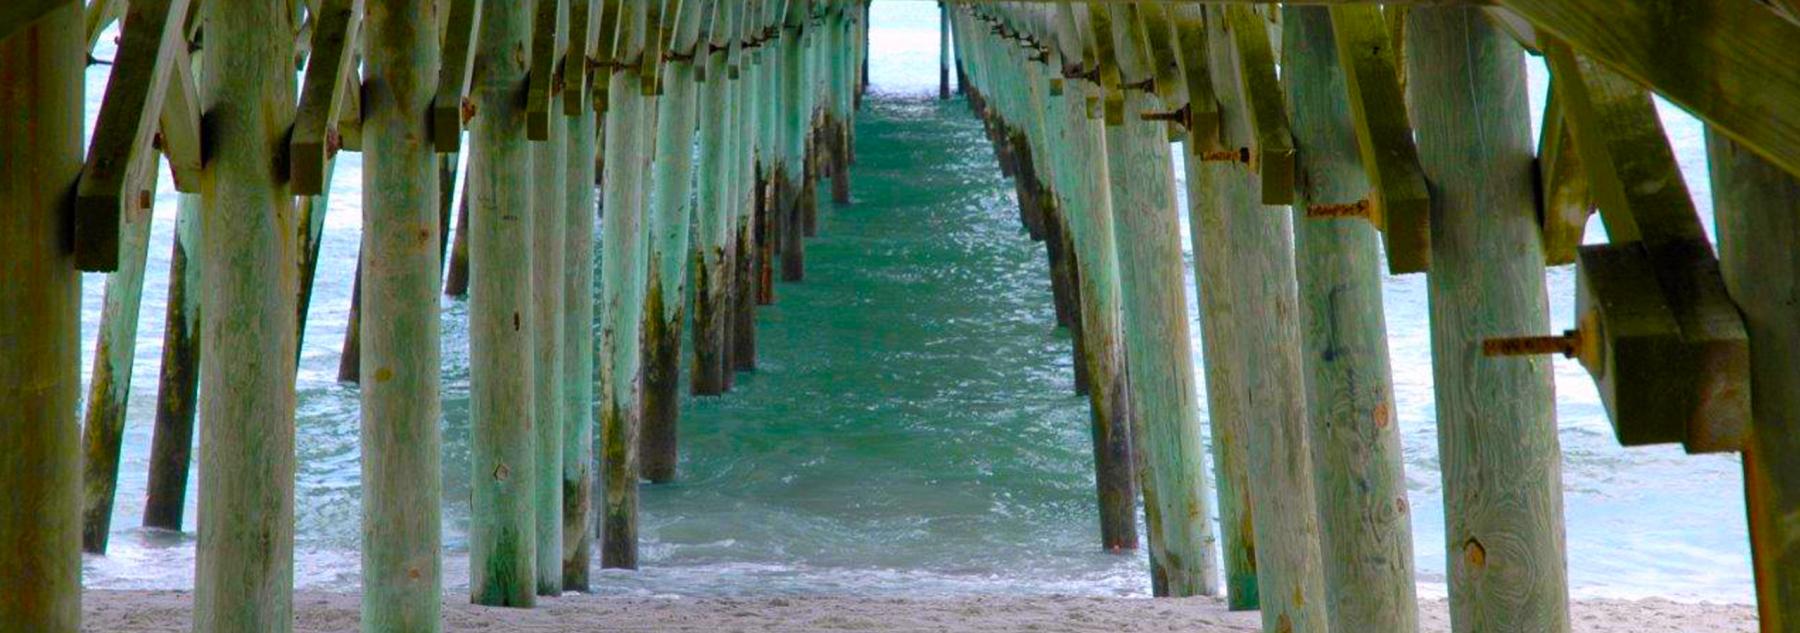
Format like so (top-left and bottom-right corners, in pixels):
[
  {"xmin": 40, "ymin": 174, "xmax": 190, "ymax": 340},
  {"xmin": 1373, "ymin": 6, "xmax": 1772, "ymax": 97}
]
[
  {"xmin": 1536, "ymin": 79, "xmax": 1591, "ymax": 266},
  {"xmin": 158, "ymin": 39, "xmax": 202, "ymax": 193},
  {"xmin": 336, "ymin": 65, "xmax": 364, "ymax": 152},
  {"xmin": 641, "ymin": 0, "xmax": 667, "ymax": 96},
  {"xmin": 74, "ymin": 0, "xmax": 193, "ymax": 271},
  {"xmin": 290, "ymin": 0, "xmax": 363, "ymax": 196},
  {"xmin": 564, "ymin": 0, "xmax": 601, "ymax": 115},
  {"xmin": 432, "ymin": 0, "xmax": 482, "ymax": 153},
  {"xmin": 591, "ymin": 0, "xmax": 621, "ymax": 115},
  {"xmin": 1328, "ymin": 4, "xmax": 1430, "ymax": 274},
  {"xmin": 1222, "ymin": 5, "xmax": 1294, "ymax": 206},
  {"xmin": 1165, "ymin": 6, "xmax": 1222, "ymax": 155},
  {"xmin": 527, "ymin": 0, "xmax": 569, "ymax": 140}
]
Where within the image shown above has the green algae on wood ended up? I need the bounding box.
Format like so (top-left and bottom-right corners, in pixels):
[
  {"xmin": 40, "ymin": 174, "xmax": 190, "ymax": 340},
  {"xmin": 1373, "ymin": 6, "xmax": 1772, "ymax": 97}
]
[
  {"xmin": 79, "ymin": 149, "xmax": 158, "ymax": 555},
  {"xmin": 1407, "ymin": 8, "xmax": 1570, "ymax": 632},
  {"xmin": 193, "ymin": 0, "xmax": 303, "ymax": 629},
  {"xmin": 359, "ymin": 0, "xmax": 445, "ymax": 625},
  {"xmin": 467, "ymin": 0, "xmax": 537, "ymax": 607},
  {"xmin": 144, "ymin": 191, "xmax": 204, "ymax": 532},
  {"xmin": 1282, "ymin": 7, "xmax": 1419, "ymax": 632},
  {"xmin": 692, "ymin": 0, "xmax": 742, "ymax": 397},
  {"xmin": 0, "ymin": 5, "xmax": 83, "ymax": 628}
]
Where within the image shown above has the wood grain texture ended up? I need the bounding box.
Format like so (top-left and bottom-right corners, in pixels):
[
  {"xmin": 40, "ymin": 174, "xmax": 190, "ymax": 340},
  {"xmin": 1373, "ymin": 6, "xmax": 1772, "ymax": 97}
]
[
  {"xmin": 193, "ymin": 0, "xmax": 301, "ymax": 629},
  {"xmin": 1328, "ymin": 4, "xmax": 1430, "ymax": 274},
  {"xmin": 530, "ymin": 33, "xmax": 568, "ymax": 596},
  {"xmin": 1709, "ymin": 131, "xmax": 1800, "ymax": 633},
  {"xmin": 1407, "ymin": 8, "xmax": 1569, "ymax": 632},
  {"xmin": 467, "ymin": 0, "xmax": 536, "ymax": 607},
  {"xmin": 1201, "ymin": 7, "xmax": 1329, "ymax": 630},
  {"xmin": 359, "ymin": 0, "xmax": 444, "ymax": 625},
  {"xmin": 1282, "ymin": 7, "xmax": 1420, "ymax": 632},
  {"xmin": 0, "ymin": 5, "xmax": 83, "ymax": 629}
]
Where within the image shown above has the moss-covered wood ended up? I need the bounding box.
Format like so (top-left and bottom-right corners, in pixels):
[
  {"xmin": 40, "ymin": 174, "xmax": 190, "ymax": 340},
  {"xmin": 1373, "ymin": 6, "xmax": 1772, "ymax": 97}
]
[
  {"xmin": 599, "ymin": 0, "xmax": 651, "ymax": 570},
  {"xmin": 144, "ymin": 192, "xmax": 203, "ymax": 532}
]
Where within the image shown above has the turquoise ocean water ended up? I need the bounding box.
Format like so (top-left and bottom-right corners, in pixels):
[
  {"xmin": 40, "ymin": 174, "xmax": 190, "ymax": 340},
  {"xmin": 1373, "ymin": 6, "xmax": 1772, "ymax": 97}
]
[{"xmin": 79, "ymin": 2, "xmax": 1751, "ymax": 603}]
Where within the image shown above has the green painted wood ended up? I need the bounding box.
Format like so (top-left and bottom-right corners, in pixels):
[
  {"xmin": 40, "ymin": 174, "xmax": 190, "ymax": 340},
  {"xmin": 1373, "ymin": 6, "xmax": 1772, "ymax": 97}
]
[
  {"xmin": 1708, "ymin": 130, "xmax": 1800, "ymax": 633},
  {"xmin": 1407, "ymin": 8, "xmax": 1569, "ymax": 632},
  {"xmin": 193, "ymin": 0, "xmax": 302, "ymax": 629},
  {"xmin": 692, "ymin": 0, "xmax": 741, "ymax": 396},
  {"xmin": 79, "ymin": 148, "xmax": 158, "ymax": 555},
  {"xmin": 467, "ymin": 0, "xmax": 537, "ymax": 607},
  {"xmin": 144, "ymin": 191, "xmax": 203, "ymax": 532},
  {"xmin": 73, "ymin": 0, "xmax": 192, "ymax": 272},
  {"xmin": 599, "ymin": 0, "xmax": 651, "ymax": 570},
  {"xmin": 359, "ymin": 0, "xmax": 444, "ymax": 626},
  {"xmin": 1282, "ymin": 7, "xmax": 1419, "ymax": 632},
  {"xmin": 0, "ymin": 5, "xmax": 83, "ymax": 629},
  {"xmin": 561, "ymin": 85, "xmax": 599, "ymax": 593},
  {"xmin": 1166, "ymin": 5, "xmax": 1259, "ymax": 609},
  {"xmin": 642, "ymin": 0, "xmax": 710, "ymax": 485},
  {"xmin": 530, "ymin": 0, "xmax": 569, "ymax": 597}
]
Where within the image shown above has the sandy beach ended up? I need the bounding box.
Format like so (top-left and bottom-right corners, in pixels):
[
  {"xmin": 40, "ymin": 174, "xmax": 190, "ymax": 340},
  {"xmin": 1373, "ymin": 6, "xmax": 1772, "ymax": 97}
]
[{"xmin": 84, "ymin": 590, "xmax": 1755, "ymax": 632}]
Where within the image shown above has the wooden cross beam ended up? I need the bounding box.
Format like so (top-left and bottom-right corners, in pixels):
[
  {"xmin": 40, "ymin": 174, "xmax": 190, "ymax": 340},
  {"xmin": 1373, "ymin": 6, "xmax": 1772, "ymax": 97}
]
[
  {"xmin": 1536, "ymin": 82, "xmax": 1589, "ymax": 266},
  {"xmin": 159, "ymin": 39, "xmax": 202, "ymax": 193},
  {"xmin": 73, "ymin": 0, "xmax": 193, "ymax": 272},
  {"xmin": 564, "ymin": 0, "xmax": 601, "ymax": 114},
  {"xmin": 1328, "ymin": 4, "xmax": 1430, "ymax": 274},
  {"xmin": 432, "ymin": 0, "xmax": 482, "ymax": 152},
  {"xmin": 527, "ymin": 0, "xmax": 569, "ymax": 140},
  {"xmin": 1219, "ymin": 5, "xmax": 1294, "ymax": 205},
  {"xmin": 290, "ymin": 0, "xmax": 364, "ymax": 196}
]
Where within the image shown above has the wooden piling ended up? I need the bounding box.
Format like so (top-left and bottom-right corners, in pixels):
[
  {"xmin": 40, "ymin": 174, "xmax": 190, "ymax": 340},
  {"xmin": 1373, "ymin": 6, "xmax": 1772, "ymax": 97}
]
[
  {"xmin": 1407, "ymin": 8, "xmax": 1569, "ymax": 631},
  {"xmin": 692, "ymin": 0, "xmax": 742, "ymax": 397},
  {"xmin": 467, "ymin": 0, "xmax": 537, "ymax": 607},
  {"xmin": 1282, "ymin": 7, "xmax": 1419, "ymax": 631},
  {"xmin": 642, "ymin": 0, "xmax": 709, "ymax": 486},
  {"xmin": 1708, "ymin": 132, "xmax": 1800, "ymax": 633},
  {"xmin": 828, "ymin": 6, "xmax": 852, "ymax": 205},
  {"xmin": 939, "ymin": 1, "xmax": 951, "ymax": 100},
  {"xmin": 733, "ymin": 4, "xmax": 764, "ymax": 371},
  {"xmin": 359, "ymin": 0, "xmax": 444, "ymax": 625},
  {"xmin": 193, "ymin": 0, "xmax": 302, "ymax": 628},
  {"xmin": 144, "ymin": 192, "xmax": 203, "ymax": 531},
  {"xmin": 1098, "ymin": 24, "xmax": 1220, "ymax": 596},
  {"xmin": 0, "ymin": 4, "xmax": 83, "ymax": 628},
  {"xmin": 444, "ymin": 197, "xmax": 471, "ymax": 296},
  {"xmin": 528, "ymin": 0, "xmax": 569, "ymax": 596},
  {"xmin": 561, "ymin": 0, "xmax": 602, "ymax": 595},
  {"xmin": 339, "ymin": 261, "xmax": 366, "ymax": 383},
  {"xmin": 1042, "ymin": 44, "xmax": 1138, "ymax": 554},
  {"xmin": 79, "ymin": 150, "xmax": 157, "ymax": 554},
  {"xmin": 777, "ymin": 4, "xmax": 807, "ymax": 282},
  {"xmin": 599, "ymin": 0, "xmax": 651, "ymax": 570}
]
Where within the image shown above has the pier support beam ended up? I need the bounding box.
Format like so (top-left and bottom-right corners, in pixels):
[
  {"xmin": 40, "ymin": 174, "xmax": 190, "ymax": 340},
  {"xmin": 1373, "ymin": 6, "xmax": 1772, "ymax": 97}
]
[
  {"xmin": 599, "ymin": 0, "xmax": 652, "ymax": 570},
  {"xmin": 1282, "ymin": 7, "xmax": 1418, "ymax": 631},
  {"xmin": 693, "ymin": 1, "xmax": 743, "ymax": 397},
  {"xmin": 144, "ymin": 193, "xmax": 203, "ymax": 531},
  {"xmin": 529, "ymin": 0, "xmax": 569, "ymax": 596},
  {"xmin": 561, "ymin": 9, "xmax": 600, "ymax": 592},
  {"xmin": 0, "ymin": 4, "xmax": 83, "ymax": 628},
  {"xmin": 1709, "ymin": 133, "xmax": 1800, "ymax": 633},
  {"xmin": 777, "ymin": 9, "xmax": 808, "ymax": 282},
  {"xmin": 359, "ymin": 0, "xmax": 444, "ymax": 625},
  {"xmin": 1408, "ymin": 8, "xmax": 1569, "ymax": 631},
  {"xmin": 642, "ymin": 0, "xmax": 709, "ymax": 485},
  {"xmin": 468, "ymin": 0, "xmax": 537, "ymax": 607},
  {"xmin": 194, "ymin": 0, "xmax": 301, "ymax": 629}
]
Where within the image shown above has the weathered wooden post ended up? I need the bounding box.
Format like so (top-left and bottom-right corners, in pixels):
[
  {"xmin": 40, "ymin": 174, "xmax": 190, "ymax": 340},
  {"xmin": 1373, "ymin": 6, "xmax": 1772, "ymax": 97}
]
[
  {"xmin": 599, "ymin": 0, "xmax": 652, "ymax": 570},
  {"xmin": 79, "ymin": 150, "xmax": 157, "ymax": 554},
  {"xmin": 641, "ymin": 0, "xmax": 708, "ymax": 485},
  {"xmin": 777, "ymin": 0, "xmax": 808, "ymax": 281},
  {"xmin": 692, "ymin": 0, "xmax": 741, "ymax": 396},
  {"xmin": 444, "ymin": 200, "xmax": 472, "ymax": 296},
  {"xmin": 0, "ymin": 4, "xmax": 83, "ymax": 628},
  {"xmin": 468, "ymin": 0, "xmax": 538, "ymax": 608},
  {"xmin": 562, "ymin": 0, "xmax": 603, "ymax": 593},
  {"xmin": 1282, "ymin": 6, "xmax": 1419, "ymax": 631},
  {"xmin": 144, "ymin": 192, "xmax": 203, "ymax": 531},
  {"xmin": 732, "ymin": 0, "xmax": 766, "ymax": 371},
  {"xmin": 1092, "ymin": 4, "xmax": 1220, "ymax": 598},
  {"xmin": 360, "ymin": 0, "xmax": 444, "ymax": 625},
  {"xmin": 1040, "ymin": 4, "xmax": 1137, "ymax": 554},
  {"xmin": 527, "ymin": 0, "xmax": 569, "ymax": 596},
  {"xmin": 827, "ymin": 2, "xmax": 852, "ymax": 205},
  {"xmin": 1709, "ymin": 133, "xmax": 1800, "ymax": 633},
  {"xmin": 194, "ymin": 0, "xmax": 302, "ymax": 628},
  {"xmin": 1408, "ymin": 7, "xmax": 1569, "ymax": 631}
]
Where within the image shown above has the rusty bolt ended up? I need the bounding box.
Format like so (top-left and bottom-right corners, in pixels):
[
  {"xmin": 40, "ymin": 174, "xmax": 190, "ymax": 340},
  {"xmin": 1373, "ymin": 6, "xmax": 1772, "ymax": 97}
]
[
  {"xmin": 1482, "ymin": 329, "xmax": 1581, "ymax": 358},
  {"xmin": 1305, "ymin": 199, "xmax": 1372, "ymax": 219}
]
